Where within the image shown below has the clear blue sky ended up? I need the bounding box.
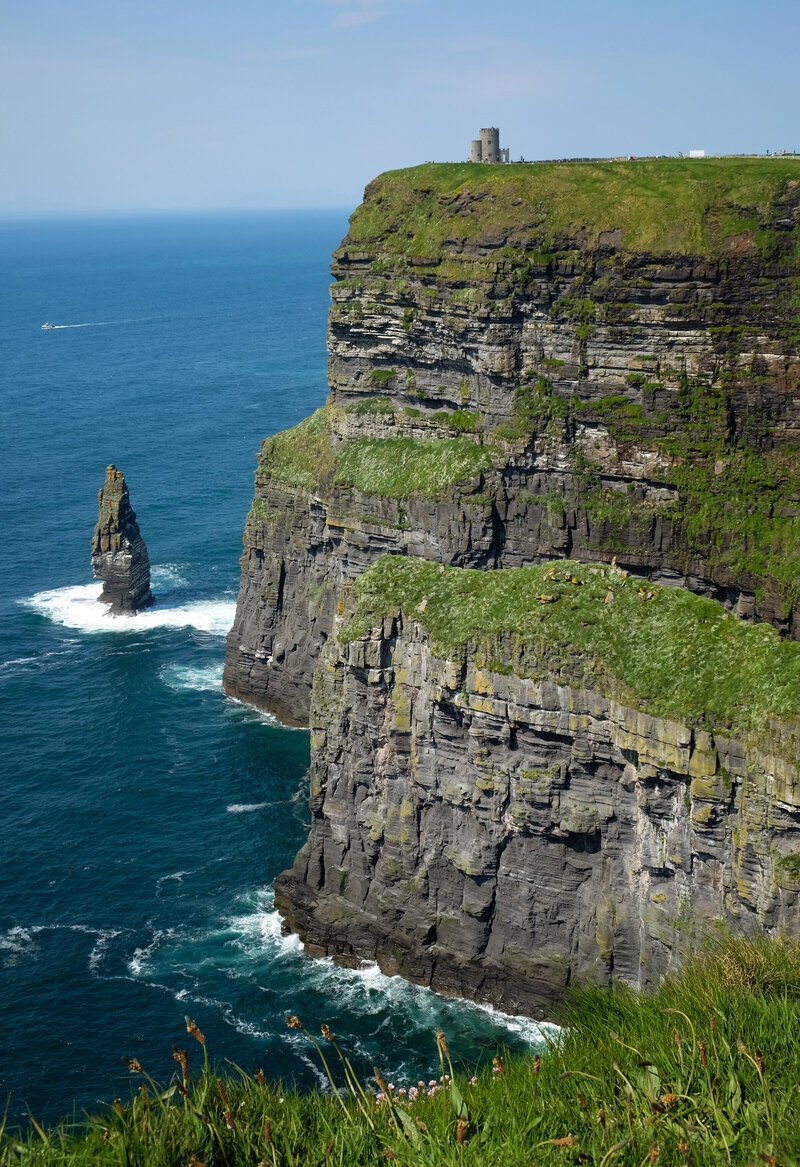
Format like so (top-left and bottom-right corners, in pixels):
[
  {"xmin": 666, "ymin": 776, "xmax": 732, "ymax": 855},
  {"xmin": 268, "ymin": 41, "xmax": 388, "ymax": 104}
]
[{"xmin": 2, "ymin": 0, "xmax": 797, "ymax": 215}]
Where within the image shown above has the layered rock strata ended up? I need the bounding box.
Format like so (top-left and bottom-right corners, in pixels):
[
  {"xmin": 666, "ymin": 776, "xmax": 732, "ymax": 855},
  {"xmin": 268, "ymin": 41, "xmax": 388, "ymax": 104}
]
[
  {"xmin": 225, "ymin": 159, "xmax": 800, "ymax": 725},
  {"xmin": 275, "ymin": 557, "xmax": 800, "ymax": 1014},
  {"xmin": 91, "ymin": 464, "xmax": 153, "ymax": 614}
]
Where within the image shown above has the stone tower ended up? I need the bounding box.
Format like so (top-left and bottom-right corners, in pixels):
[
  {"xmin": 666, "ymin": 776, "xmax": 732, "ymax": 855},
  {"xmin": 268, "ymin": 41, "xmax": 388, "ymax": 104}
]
[
  {"xmin": 479, "ymin": 127, "xmax": 501, "ymax": 164},
  {"xmin": 91, "ymin": 465, "xmax": 153, "ymax": 614}
]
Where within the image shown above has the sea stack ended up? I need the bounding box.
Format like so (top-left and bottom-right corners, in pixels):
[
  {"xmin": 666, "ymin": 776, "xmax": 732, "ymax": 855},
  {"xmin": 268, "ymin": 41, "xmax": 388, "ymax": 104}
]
[{"xmin": 91, "ymin": 465, "xmax": 153, "ymax": 614}]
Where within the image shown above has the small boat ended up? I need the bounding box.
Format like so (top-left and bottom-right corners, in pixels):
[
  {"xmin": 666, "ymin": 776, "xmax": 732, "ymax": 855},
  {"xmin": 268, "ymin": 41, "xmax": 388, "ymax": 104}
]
[{"xmin": 41, "ymin": 322, "xmax": 56, "ymax": 330}]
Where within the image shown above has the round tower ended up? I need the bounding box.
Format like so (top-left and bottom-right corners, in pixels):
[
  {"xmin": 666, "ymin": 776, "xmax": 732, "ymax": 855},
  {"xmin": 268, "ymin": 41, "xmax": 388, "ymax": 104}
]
[
  {"xmin": 479, "ymin": 127, "xmax": 500, "ymax": 164},
  {"xmin": 471, "ymin": 139, "xmax": 482, "ymax": 163}
]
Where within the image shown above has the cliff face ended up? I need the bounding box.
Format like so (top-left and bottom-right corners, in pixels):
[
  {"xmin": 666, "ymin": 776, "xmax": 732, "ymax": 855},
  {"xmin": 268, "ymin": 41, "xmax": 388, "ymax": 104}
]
[
  {"xmin": 91, "ymin": 465, "xmax": 153, "ymax": 615},
  {"xmin": 224, "ymin": 159, "xmax": 800, "ymax": 726},
  {"xmin": 274, "ymin": 556, "xmax": 800, "ymax": 1014}
]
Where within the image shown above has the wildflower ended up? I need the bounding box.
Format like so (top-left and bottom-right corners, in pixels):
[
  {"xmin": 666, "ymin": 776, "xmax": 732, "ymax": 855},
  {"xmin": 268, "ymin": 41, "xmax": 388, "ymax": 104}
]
[
  {"xmin": 177, "ymin": 1082, "xmax": 189, "ymax": 1098},
  {"xmin": 255, "ymin": 1068, "xmax": 266, "ymax": 1086},
  {"xmin": 418, "ymin": 1081, "xmax": 425, "ymax": 1088},
  {"xmin": 113, "ymin": 1099, "xmax": 124, "ymax": 1115},
  {"xmin": 408, "ymin": 1087, "xmax": 418, "ymax": 1101},
  {"xmin": 698, "ymin": 1040, "xmax": 708, "ymax": 1066},
  {"xmin": 223, "ymin": 1109, "xmax": 235, "ymax": 1130},
  {"xmin": 493, "ymin": 1054, "xmax": 505, "ymax": 1075},
  {"xmin": 383, "ymin": 1150, "xmax": 397, "ymax": 1160},
  {"xmin": 185, "ymin": 1016, "xmax": 206, "ymax": 1045},
  {"xmin": 172, "ymin": 1046, "xmax": 188, "ymax": 1081},
  {"xmin": 428, "ymin": 1079, "xmax": 437, "ymax": 1088},
  {"xmin": 597, "ymin": 1108, "xmax": 606, "ymax": 1128},
  {"xmin": 736, "ymin": 1039, "xmax": 747, "ymax": 1055},
  {"xmin": 648, "ymin": 1145, "xmax": 660, "ymax": 1164},
  {"xmin": 188, "ymin": 1158, "xmax": 207, "ymax": 1167},
  {"xmin": 398, "ymin": 1088, "xmax": 406, "ymax": 1096},
  {"xmin": 388, "ymin": 1083, "xmax": 395, "ymax": 1092},
  {"xmin": 321, "ymin": 1023, "xmax": 333, "ymax": 1042},
  {"xmin": 122, "ymin": 1057, "xmax": 144, "ymax": 1074},
  {"xmin": 678, "ymin": 1141, "xmax": 689, "ymax": 1154},
  {"xmin": 550, "ymin": 1136, "xmax": 575, "ymax": 1147},
  {"xmin": 660, "ymin": 1093, "xmax": 677, "ymax": 1108},
  {"xmin": 674, "ymin": 1030, "xmax": 682, "ymax": 1048},
  {"xmin": 456, "ymin": 1117, "xmax": 468, "ymax": 1144},
  {"xmin": 286, "ymin": 1015, "xmax": 303, "ymax": 1030},
  {"xmin": 532, "ymin": 1055, "xmax": 541, "ymax": 1076},
  {"xmin": 709, "ymin": 1015, "xmax": 717, "ymax": 1031},
  {"xmin": 217, "ymin": 1079, "xmax": 230, "ymax": 1109},
  {"xmin": 263, "ymin": 1118, "xmax": 273, "ymax": 1144},
  {"xmin": 375, "ymin": 1092, "xmax": 385, "ymax": 1105},
  {"xmin": 470, "ymin": 1076, "xmax": 477, "ymax": 1085},
  {"xmin": 577, "ymin": 1092, "xmax": 587, "ymax": 1109}
]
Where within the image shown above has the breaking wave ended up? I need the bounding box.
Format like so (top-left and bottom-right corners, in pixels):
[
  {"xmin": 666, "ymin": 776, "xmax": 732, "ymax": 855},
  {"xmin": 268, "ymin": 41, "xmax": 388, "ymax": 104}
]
[{"xmin": 25, "ymin": 582, "xmax": 235, "ymax": 636}]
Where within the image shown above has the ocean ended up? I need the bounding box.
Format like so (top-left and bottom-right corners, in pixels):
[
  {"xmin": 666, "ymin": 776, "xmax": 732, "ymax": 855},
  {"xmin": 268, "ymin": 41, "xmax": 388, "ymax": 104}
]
[{"xmin": 0, "ymin": 212, "xmax": 548, "ymax": 1126}]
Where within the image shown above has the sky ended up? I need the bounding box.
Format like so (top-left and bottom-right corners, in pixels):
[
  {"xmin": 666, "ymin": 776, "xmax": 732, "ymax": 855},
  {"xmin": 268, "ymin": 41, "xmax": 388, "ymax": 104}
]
[{"xmin": 2, "ymin": 0, "xmax": 798, "ymax": 215}]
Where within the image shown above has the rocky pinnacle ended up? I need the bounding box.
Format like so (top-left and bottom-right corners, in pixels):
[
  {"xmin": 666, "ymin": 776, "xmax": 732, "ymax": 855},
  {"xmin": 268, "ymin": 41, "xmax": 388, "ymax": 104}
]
[{"xmin": 91, "ymin": 465, "xmax": 153, "ymax": 614}]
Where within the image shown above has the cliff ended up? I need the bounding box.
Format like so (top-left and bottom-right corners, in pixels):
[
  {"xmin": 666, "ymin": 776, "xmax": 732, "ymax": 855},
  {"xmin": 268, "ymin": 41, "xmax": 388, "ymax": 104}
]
[
  {"xmin": 226, "ymin": 157, "xmax": 800, "ymax": 1008},
  {"xmin": 224, "ymin": 157, "xmax": 800, "ymax": 726},
  {"xmin": 91, "ymin": 465, "xmax": 153, "ymax": 614},
  {"xmin": 275, "ymin": 556, "xmax": 800, "ymax": 1014}
]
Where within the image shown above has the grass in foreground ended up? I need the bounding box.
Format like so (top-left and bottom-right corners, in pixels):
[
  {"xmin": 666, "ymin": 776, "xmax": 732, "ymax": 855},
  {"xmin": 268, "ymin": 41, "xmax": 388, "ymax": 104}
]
[
  {"xmin": 342, "ymin": 555, "xmax": 800, "ymax": 737},
  {"xmin": 3, "ymin": 936, "xmax": 800, "ymax": 1165}
]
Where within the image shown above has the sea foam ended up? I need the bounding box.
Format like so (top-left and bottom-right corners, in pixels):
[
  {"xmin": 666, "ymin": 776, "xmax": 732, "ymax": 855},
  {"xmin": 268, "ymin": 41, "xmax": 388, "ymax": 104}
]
[{"xmin": 26, "ymin": 582, "xmax": 235, "ymax": 636}]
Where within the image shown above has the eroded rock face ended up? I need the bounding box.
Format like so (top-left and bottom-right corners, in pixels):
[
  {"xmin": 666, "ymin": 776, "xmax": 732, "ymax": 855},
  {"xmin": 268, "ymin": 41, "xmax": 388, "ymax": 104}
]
[
  {"xmin": 224, "ymin": 165, "xmax": 800, "ymax": 724},
  {"xmin": 91, "ymin": 465, "xmax": 153, "ymax": 614},
  {"xmin": 275, "ymin": 613, "xmax": 800, "ymax": 1016}
]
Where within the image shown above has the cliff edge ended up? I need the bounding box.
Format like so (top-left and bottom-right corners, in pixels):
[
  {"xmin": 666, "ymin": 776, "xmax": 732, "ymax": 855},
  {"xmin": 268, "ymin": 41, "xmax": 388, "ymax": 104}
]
[
  {"xmin": 227, "ymin": 157, "xmax": 800, "ymax": 1009},
  {"xmin": 224, "ymin": 157, "xmax": 800, "ymax": 726},
  {"xmin": 275, "ymin": 555, "xmax": 800, "ymax": 1013}
]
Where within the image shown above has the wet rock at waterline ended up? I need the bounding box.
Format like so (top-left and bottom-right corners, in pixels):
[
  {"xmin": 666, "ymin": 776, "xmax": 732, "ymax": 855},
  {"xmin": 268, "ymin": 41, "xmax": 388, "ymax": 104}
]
[{"xmin": 91, "ymin": 465, "xmax": 153, "ymax": 614}]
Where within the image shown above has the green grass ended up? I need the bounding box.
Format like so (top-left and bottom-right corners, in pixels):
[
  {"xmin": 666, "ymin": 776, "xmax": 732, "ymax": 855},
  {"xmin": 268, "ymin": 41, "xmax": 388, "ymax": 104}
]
[
  {"xmin": 257, "ymin": 407, "xmax": 335, "ymax": 491},
  {"xmin": 344, "ymin": 157, "xmax": 800, "ymax": 260},
  {"xmin": 5, "ymin": 937, "xmax": 800, "ymax": 1165},
  {"xmin": 335, "ymin": 437, "xmax": 495, "ymax": 499},
  {"xmin": 257, "ymin": 409, "xmax": 495, "ymax": 500},
  {"xmin": 344, "ymin": 396, "xmax": 396, "ymax": 416},
  {"xmin": 342, "ymin": 555, "xmax": 800, "ymax": 735}
]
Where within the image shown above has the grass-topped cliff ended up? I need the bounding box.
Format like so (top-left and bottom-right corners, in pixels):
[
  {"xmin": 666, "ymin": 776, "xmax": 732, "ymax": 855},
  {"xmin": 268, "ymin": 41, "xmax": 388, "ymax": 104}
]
[
  {"xmin": 345, "ymin": 157, "xmax": 800, "ymax": 260},
  {"xmin": 227, "ymin": 152, "xmax": 800, "ymax": 729},
  {"xmin": 343, "ymin": 555, "xmax": 800, "ymax": 740},
  {"xmin": 5, "ymin": 938, "xmax": 800, "ymax": 1165}
]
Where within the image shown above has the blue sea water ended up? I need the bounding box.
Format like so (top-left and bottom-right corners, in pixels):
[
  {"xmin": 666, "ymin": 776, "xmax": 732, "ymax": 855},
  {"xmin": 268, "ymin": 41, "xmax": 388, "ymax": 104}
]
[{"xmin": 0, "ymin": 213, "xmax": 548, "ymax": 1127}]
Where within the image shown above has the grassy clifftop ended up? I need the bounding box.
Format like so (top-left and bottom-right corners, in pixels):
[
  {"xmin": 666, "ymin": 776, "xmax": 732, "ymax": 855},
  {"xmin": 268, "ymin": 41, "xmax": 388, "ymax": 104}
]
[
  {"xmin": 344, "ymin": 555, "xmax": 800, "ymax": 735},
  {"xmin": 344, "ymin": 157, "xmax": 800, "ymax": 258}
]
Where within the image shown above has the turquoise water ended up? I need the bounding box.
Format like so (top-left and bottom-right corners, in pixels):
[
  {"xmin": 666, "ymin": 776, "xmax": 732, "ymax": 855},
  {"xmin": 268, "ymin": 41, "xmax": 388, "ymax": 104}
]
[{"xmin": 0, "ymin": 213, "xmax": 548, "ymax": 1126}]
